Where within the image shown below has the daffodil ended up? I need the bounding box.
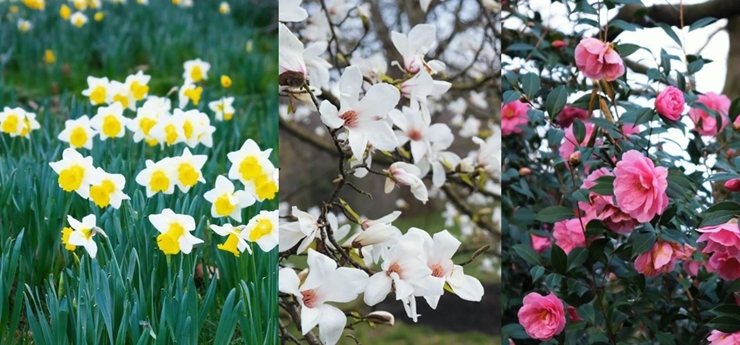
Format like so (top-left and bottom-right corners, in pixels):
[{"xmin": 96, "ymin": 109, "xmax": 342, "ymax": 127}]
[
  {"xmin": 125, "ymin": 70, "xmax": 151, "ymax": 102},
  {"xmin": 176, "ymin": 109, "xmax": 213, "ymax": 148},
  {"xmin": 178, "ymin": 82, "xmax": 203, "ymax": 109},
  {"xmin": 59, "ymin": 4, "xmax": 71, "ymax": 19},
  {"xmin": 149, "ymin": 113, "xmax": 185, "ymax": 146},
  {"xmin": 94, "ymin": 11, "xmax": 104, "ymax": 21},
  {"xmin": 208, "ymin": 97, "xmax": 235, "ymax": 121},
  {"xmin": 172, "ymin": 147, "xmax": 207, "ymax": 193},
  {"xmin": 182, "ymin": 58, "xmax": 210, "ymax": 83},
  {"xmin": 49, "ymin": 148, "xmax": 96, "ymax": 198},
  {"xmin": 0, "ymin": 107, "xmax": 35, "ymax": 137},
  {"xmin": 203, "ymin": 175, "xmax": 255, "ymax": 222},
  {"xmin": 227, "ymin": 139, "xmax": 275, "ymax": 186},
  {"xmin": 18, "ymin": 111, "xmax": 40, "ymax": 138},
  {"xmin": 90, "ymin": 102, "xmax": 129, "ymax": 140},
  {"xmin": 127, "ymin": 100, "xmax": 165, "ymax": 144},
  {"xmin": 82, "ymin": 76, "xmax": 111, "ymax": 106},
  {"xmin": 108, "ymin": 80, "xmax": 134, "ymax": 110},
  {"xmin": 243, "ymin": 210, "xmax": 279, "ymax": 252},
  {"xmin": 66, "ymin": 214, "xmax": 107, "ymax": 258},
  {"xmin": 61, "ymin": 227, "xmax": 76, "ymax": 251},
  {"xmin": 211, "ymin": 223, "xmax": 249, "ymax": 257},
  {"xmin": 43, "ymin": 49, "xmax": 56, "ymax": 64},
  {"xmin": 149, "ymin": 208, "xmax": 203, "ymax": 255},
  {"xmin": 89, "ymin": 0, "xmax": 102, "ymax": 9},
  {"xmin": 17, "ymin": 19, "xmax": 32, "ymax": 33},
  {"xmin": 88, "ymin": 167, "xmax": 130, "ymax": 209},
  {"xmin": 220, "ymin": 75, "xmax": 232, "ymax": 88},
  {"xmin": 243, "ymin": 170, "xmax": 278, "ymax": 201},
  {"xmin": 72, "ymin": 0, "xmax": 87, "ymax": 10},
  {"xmin": 58, "ymin": 115, "xmax": 97, "ymax": 149},
  {"xmin": 135, "ymin": 158, "xmax": 176, "ymax": 197},
  {"xmin": 218, "ymin": 1, "xmax": 229, "ymax": 14},
  {"xmin": 22, "ymin": 0, "xmax": 44, "ymax": 11},
  {"xmin": 70, "ymin": 12, "xmax": 88, "ymax": 27}
]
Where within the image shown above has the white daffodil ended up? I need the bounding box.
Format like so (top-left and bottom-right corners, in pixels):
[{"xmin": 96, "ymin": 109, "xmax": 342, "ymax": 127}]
[
  {"xmin": 211, "ymin": 223, "xmax": 250, "ymax": 257},
  {"xmin": 58, "ymin": 115, "xmax": 96, "ymax": 149},
  {"xmin": 279, "ymin": 23, "xmax": 307, "ymax": 88},
  {"xmin": 90, "ymin": 102, "xmax": 129, "ymax": 140},
  {"xmin": 49, "ymin": 148, "xmax": 96, "ymax": 198},
  {"xmin": 279, "ymin": 249, "xmax": 369, "ymax": 345},
  {"xmin": 203, "ymin": 175, "xmax": 255, "ymax": 222},
  {"xmin": 178, "ymin": 82, "xmax": 203, "ymax": 109},
  {"xmin": 384, "ymin": 162, "xmax": 428, "ymax": 204},
  {"xmin": 125, "ymin": 70, "xmax": 151, "ymax": 103},
  {"xmin": 0, "ymin": 107, "xmax": 36, "ymax": 137},
  {"xmin": 242, "ymin": 168, "xmax": 278, "ymax": 202},
  {"xmin": 391, "ymin": 24, "xmax": 437, "ymax": 74},
  {"xmin": 279, "ymin": 206, "xmax": 319, "ymax": 253},
  {"xmin": 149, "ymin": 208, "xmax": 203, "ymax": 255},
  {"xmin": 178, "ymin": 109, "xmax": 215, "ymax": 148},
  {"xmin": 135, "ymin": 158, "xmax": 176, "ymax": 197},
  {"xmin": 227, "ymin": 139, "xmax": 275, "ymax": 185},
  {"xmin": 66, "ymin": 214, "xmax": 107, "ymax": 258},
  {"xmin": 82, "ymin": 76, "xmax": 110, "ymax": 106},
  {"xmin": 107, "ymin": 80, "xmax": 135, "ymax": 110},
  {"xmin": 218, "ymin": 1, "xmax": 230, "ymax": 14},
  {"xmin": 319, "ymin": 65, "xmax": 400, "ymax": 159},
  {"xmin": 70, "ymin": 11, "xmax": 88, "ymax": 27},
  {"xmin": 208, "ymin": 97, "xmax": 235, "ymax": 121},
  {"xmin": 243, "ymin": 210, "xmax": 279, "ymax": 252},
  {"xmin": 279, "ymin": 0, "xmax": 308, "ymax": 22},
  {"xmin": 17, "ymin": 19, "xmax": 32, "ymax": 33},
  {"xmin": 88, "ymin": 167, "xmax": 130, "ymax": 209},
  {"xmin": 183, "ymin": 58, "xmax": 210, "ymax": 83},
  {"xmin": 171, "ymin": 147, "xmax": 207, "ymax": 193},
  {"xmin": 149, "ymin": 113, "xmax": 185, "ymax": 147},
  {"xmin": 127, "ymin": 102, "xmax": 162, "ymax": 146}
]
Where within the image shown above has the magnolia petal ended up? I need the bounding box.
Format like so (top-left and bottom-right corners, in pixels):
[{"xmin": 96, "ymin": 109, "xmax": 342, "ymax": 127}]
[{"xmin": 318, "ymin": 305, "xmax": 347, "ymax": 345}]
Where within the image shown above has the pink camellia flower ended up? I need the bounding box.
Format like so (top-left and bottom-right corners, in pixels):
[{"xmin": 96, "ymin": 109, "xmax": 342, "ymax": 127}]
[
  {"xmin": 559, "ymin": 122, "xmax": 596, "ymax": 162},
  {"xmin": 556, "ymin": 105, "xmax": 590, "ymax": 128},
  {"xmin": 552, "ymin": 218, "xmax": 586, "ymax": 254},
  {"xmin": 689, "ymin": 92, "xmax": 730, "ymax": 136},
  {"xmin": 552, "ymin": 40, "xmax": 566, "ymax": 49},
  {"xmin": 501, "ymin": 100, "xmax": 529, "ymax": 136},
  {"xmin": 634, "ymin": 240, "xmax": 693, "ymax": 277},
  {"xmin": 707, "ymin": 330, "xmax": 740, "ymax": 345},
  {"xmin": 621, "ymin": 123, "xmax": 641, "ymax": 137},
  {"xmin": 613, "ymin": 150, "xmax": 669, "ymax": 223},
  {"xmin": 578, "ymin": 168, "xmax": 639, "ymax": 235},
  {"xmin": 574, "ymin": 38, "xmax": 625, "ymax": 81},
  {"xmin": 517, "ymin": 291, "xmax": 566, "ymax": 341},
  {"xmin": 725, "ymin": 178, "xmax": 740, "ymax": 192},
  {"xmin": 682, "ymin": 260, "xmax": 703, "ymax": 277},
  {"xmin": 565, "ymin": 306, "xmax": 582, "ymax": 322},
  {"xmin": 696, "ymin": 222, "xmax": 740, "ymax": 280},
  {"xmin": 530, "ymin": 234, "xmax": 551, "ymax": 254},
  {"xmin": 655, "ymin": 86, "xmax": 685, "ymax": 121}
]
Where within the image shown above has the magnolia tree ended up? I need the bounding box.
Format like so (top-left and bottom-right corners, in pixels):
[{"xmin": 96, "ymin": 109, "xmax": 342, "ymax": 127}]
[
  {"xmin": 277, "ymin": 0, "xmax": 499, "ymax": 343},
  {"xmin": 502, "ymin": 0, "xmax": 740, "ymax": 344}
]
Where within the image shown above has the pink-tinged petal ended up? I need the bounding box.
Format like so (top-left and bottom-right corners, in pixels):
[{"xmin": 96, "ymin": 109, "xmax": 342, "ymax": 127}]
[{"xmin": 357, "ymin": 120, "xmax": 399, "ymax": 152}]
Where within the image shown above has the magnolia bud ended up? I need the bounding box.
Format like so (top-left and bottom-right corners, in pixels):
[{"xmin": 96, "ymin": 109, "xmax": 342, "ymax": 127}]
[
  {"xmin": 519, "ymin": 167, "xmax": 531, "ymax": 176},
  {"xmin": 365, "ymin": 311, "xmax": 395, "ymax": 326},
  {"xmin": 279, "ymin": 71, "xmax": 306, "ymax": 88},
  {"xmin": 725, "ymin": 178, "xmax": 740, "ymax": 192},
  {"xmin": 568, "ymin": 151, "xmax": 581, "ymax": 167},
  {"xmin": 552, "ymin": 40, "xmax": 566, "ymax": 49}
]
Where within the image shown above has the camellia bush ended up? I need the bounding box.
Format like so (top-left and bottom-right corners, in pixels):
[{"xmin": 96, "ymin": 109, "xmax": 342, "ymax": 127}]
[
  {"xmin": 277, "ymin": 0, "xmax": 499, "ymax": 344},
  {"xmin": 502, "ymin": 0, "xmax": 740, "ymax": 344}
]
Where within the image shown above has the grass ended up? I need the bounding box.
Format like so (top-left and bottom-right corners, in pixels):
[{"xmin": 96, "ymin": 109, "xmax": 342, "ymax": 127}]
[{"xmin": 0, "ymin": 1, "xmax": 278, "ymax": 344}]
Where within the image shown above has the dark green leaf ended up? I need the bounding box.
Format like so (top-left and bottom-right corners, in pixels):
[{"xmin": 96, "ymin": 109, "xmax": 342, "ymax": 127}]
[
  {"xmin": 512, "ymin": 244, "xmax": 544, "ymax": 266},
  {"xmin": 688, "ymin": 59, "xmax": 704, "ymax": 74},
  {"xmin": 689, "ymin": 17, "xmax": 718, "ymax": 32},
  {"xmin": 630, "ymin": 231, "xmax": 656, "ymax": 256},
  {"xmin": 567, "ymin": 247, "xmax": 589, "ymax": 271},
  {"xmin": 503, "ymin": 90, "xmax": 521, "ymax": 105},
  {"xmin": 521, "ymin": 73, "xmax": 541, "ymax": 99},
  {"xmin": 615, "ymin": 43, "xmax": 641, "ymax": 57},
  {"xmin": 578, "ymin": 304, "xmax": 597, "ymax": 324},
  {"xmin": 573, "ymin": 118, "xmax": 586, "ymax": 143},
  {"xmin": 535, "ymin": 206, "xmax": 574, "ymax": 223},
  {"xmin": 530, "ymin": 266, "xmax": 545, "ymax": 282},
  {"xmin": 706, "ymin": 315, "xmax": 740, "ymax": 333},
  {"xmin": 545, "ymin": 86, "xmax": 568, "ymax": 119},
  {"xmin": 658, "ymin": 23, "xmax": 682, "ymax": 48},
  {"xmin": 551, "ymin": 244, "xmax": 568, "ymax": 275}
]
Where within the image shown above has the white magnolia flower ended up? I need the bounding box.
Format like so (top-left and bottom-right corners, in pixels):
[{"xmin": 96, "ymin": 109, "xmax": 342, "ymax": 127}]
[
  {"xmin": 391, "ymin": 24, "xmax": 437, "ymax": 74},
  {"xmin": 385, "ymin": 162, "xmax": 428, "ymax": 204},
  {"xmin": 279, "ymin": 249, "xmax": 369, "ymax": 345},
  {"xmin": 400, "ymin": 70, "xmax": 451, "ymax": 120},
  {"xmin": 390, "ymin": 106, "xmax": 453, "ymax": 164},
  {"xmin": 349, "ymin": 53, "xmax": 388, "ymax": 83},
  {"xmin": 279, "ymin": 0, "xmax": 308, "ymax": 22},
  {"xmin": 279, "ymin": 23, "xmax": 307, "ymax": 87},
  {"xmin": 279, "ymin": 206, "xmax": 319, "ymax": 253},
  {"xmin": 353, "ymin": 211, "xmax": 402, "ymax": 248},
  {"xmin": 319, "ymin": 66, "xmax": 400, "ymax": 159},
  {"xmin": 473, "ymin": 129, "xmax": 500, "ymax": 179},
  {"xmin": 303, "ymin": 41, "xmax": 332, "ymax": 90}
]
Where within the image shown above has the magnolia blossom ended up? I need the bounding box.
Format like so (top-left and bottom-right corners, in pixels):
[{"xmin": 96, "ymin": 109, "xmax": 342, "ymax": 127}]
[
  {"xmin": 279, "ymin": 206, "xmax": 320, "ymax": 253},
  {"xmin": 384, "ymin": 162, "xmax": 428, "ymax": 204},
  {"xmin": 319, "ymin": 65, "xmax": 400, "ymax": 159},
  {"xmin": 279, "ymin": 249, "xmax": 369, "ymax": 345},
  {"xmin": 390, "ymin": 107, "xmax": 453, "ymax": 164},
  {"xmin": 352, "ymin": 211, "xmax": 403, "ymax": 249},
  {"xmin": 279, "ymin": 23, "xmax": 307, "ymax": 88},
  {"xmin": 279, "ymin": 0, "xmax": 308, "ymax": 22},
  {"xmin": 400, "ymin": 70, "xmax": 451, "ymax": 119},
  {"xmin": 391, "ymin": 24, "xmax": 437, "ymax": 74},
  {"xmin": 303, "ymin": 41, "xmax": 332, "ymax": 90}
]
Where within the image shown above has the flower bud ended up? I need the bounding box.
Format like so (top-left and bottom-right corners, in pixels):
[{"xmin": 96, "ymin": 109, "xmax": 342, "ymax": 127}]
[
  {"xmin": 365, "ymin": 311, "xmax": 395, "ymax": 326},
  {"xmin": 568, "ymin": 151, "xmax": 581, "ymax": 167},
  {"xmin": 726, "ymin": 179, "xmax": 740, "ymax": 192},
  {"xmin": 727, "ymin": 149, "xmax": 736, "ymax": 158},
  {"xmin": 552, "ymin": 40, "xmax": 565, "ymax": 49},
  {"xmin": 519, "ymin": 167, "xmax": 531, "ymax": 176}
]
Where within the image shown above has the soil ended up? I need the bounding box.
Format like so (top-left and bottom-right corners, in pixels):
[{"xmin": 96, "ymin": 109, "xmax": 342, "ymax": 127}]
[{"xmin": 376, "ymin": 283, "xmax": 501, "ymax": 336}]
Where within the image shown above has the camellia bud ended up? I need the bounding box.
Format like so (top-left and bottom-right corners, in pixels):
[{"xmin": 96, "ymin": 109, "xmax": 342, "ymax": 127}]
[
  {"xmin": 552, "ymin": 40, "xmax": 566, "ymax": 49},
  {"xmin": 519, "ymin": 167, "xmax": 531, "ymax": 176},
  {"xmin": 568, "ymin": 151, "xmax": 581, "ymax": 167},
  {"xmin": 725, "ymin": 178, "xmax": 740, "ymax": 192},
  {"xmin": 727, "ymin": 149, "xmax": 736, "ymax": 158},
  {"xmin": 735, "ymin": 122, "xmax": 740, "ymax": 132},
  {"xmin": 365, "ymin": 311, "xmax": 395, "ymax": 326}
]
